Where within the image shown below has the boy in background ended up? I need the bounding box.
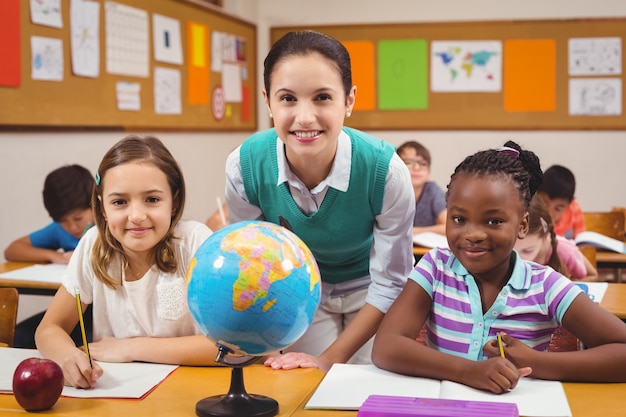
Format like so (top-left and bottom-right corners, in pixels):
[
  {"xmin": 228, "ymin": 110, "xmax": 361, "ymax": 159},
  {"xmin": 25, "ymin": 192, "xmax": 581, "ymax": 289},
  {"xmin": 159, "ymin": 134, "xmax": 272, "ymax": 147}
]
[
  {"xmin": 4, "ymin": 164, "xmax": 94, "ymax": 348},
  {"xmin": 536, "ymin": 165, "xmax": 585, "ymax": 239},
  {"xmin": 4, "ymin": 164, "xmax": 94, "ymax": 263}
]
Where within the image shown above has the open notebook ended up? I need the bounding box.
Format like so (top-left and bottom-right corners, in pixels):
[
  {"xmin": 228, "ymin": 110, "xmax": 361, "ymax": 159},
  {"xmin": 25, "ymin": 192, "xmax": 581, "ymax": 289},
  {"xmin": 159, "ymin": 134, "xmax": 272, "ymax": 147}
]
[
  {"xmin": 305, "ymin": 364, "xmax": 572, "ymax": 417},
  {"xmin": 0, "ymin": 348, "xmax": 177, "ymax": 399}
]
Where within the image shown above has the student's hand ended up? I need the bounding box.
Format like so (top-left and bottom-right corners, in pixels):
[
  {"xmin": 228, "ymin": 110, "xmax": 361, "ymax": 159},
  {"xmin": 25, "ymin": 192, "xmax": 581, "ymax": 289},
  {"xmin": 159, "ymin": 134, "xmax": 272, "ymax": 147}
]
[
  {"xmin": 263, "ymin": 351, "xmax": 332, "ymax": 372},
  {"xmin": 59, "ymin": 348, "xmax": 103, "ymax": 389},
  {"xmin": 483, "ymin": 333, "xmax": 536, "ymax": 370},
  {"xmin": 49, "ymin": 250, "xmax": 73, "ymax": 264},
  {"xmin": 462, "ymin": 357, "xmax": 531, "ymax": 394}
]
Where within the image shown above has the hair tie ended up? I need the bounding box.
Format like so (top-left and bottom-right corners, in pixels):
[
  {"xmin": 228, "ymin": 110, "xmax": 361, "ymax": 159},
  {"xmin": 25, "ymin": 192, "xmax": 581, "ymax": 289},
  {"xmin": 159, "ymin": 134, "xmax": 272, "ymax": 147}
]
[
  {"xmin": 95, "ymin": 171, "xmax": 101, "ymax": 186},
  {"xmin": 539, "ymin": 217, "xmax": 548, "ymax": 234},
  {"xmin": 496, "ymin": 146, "xmax": 520, "ymax": 158}
]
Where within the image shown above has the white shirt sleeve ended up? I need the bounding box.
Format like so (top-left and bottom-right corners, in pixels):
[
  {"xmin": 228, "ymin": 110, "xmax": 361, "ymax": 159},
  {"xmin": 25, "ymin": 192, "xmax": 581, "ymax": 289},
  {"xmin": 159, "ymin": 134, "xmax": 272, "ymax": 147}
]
[
  {"xmin": 225, "ymin": 146, "xmax": 265, "ymax": 223},
  {"xmin": 364, "ymin": 152, "xmax": 415, "ymax": 313}
]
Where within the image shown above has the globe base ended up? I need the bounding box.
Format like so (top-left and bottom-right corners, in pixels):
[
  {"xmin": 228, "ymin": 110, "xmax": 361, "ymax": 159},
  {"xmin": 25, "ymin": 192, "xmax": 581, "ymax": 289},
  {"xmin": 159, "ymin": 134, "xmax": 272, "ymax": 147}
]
[
  {"xmin": 195, "ymin": 367, "xmax": 278, "ymax": 417},
  {"xmin": 196, "ymin": 393, "xmax": 278, "ymax": 417}
]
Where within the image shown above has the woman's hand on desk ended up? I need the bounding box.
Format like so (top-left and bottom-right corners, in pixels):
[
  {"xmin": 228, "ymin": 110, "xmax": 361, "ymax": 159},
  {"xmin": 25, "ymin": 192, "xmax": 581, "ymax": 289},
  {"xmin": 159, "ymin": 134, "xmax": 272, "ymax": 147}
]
[
  {"xmin": 60, "ymin": 348, "xmax": 103, "ymax": 389},
  {"xmin": 264, "ymin": 351, "xmax": 332, "ymax": 372}
]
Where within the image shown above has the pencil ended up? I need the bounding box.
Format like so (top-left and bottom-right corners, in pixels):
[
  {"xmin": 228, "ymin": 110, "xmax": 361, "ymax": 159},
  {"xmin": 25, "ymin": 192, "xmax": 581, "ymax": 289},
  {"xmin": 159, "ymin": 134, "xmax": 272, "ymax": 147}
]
[
  {"xmin": 75, "ymin": 288, "xmax": 92, "ymax": 368},
  {"xmin": 497, "ymin": 333, "xmax": 505, "ymax": 358},
  {"xmin": 217, "ymin": 196, "xmax": 227, "ymax": 227}
]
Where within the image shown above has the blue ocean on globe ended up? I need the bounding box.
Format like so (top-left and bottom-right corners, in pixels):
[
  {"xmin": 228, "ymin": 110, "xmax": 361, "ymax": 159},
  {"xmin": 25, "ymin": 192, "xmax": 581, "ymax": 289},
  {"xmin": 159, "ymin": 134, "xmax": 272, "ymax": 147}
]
[{"xmin": 186, "ymin": 220, "xmax": 321, "ymax": 356}]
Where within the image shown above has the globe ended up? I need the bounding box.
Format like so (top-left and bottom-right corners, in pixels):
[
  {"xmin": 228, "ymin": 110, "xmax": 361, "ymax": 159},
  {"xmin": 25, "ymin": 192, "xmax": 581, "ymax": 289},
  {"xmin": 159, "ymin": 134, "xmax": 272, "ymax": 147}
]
[{"xmin": 186, "ymin": 220, "xmax": 321, "ymax": 357}]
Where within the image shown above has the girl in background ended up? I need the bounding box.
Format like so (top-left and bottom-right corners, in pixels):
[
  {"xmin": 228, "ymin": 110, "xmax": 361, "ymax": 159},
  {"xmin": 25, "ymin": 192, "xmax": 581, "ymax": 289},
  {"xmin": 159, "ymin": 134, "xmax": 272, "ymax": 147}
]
[
  {"xmin": 515, "ymin": 194, "xmax": 598, "ymax": 281},
  {"xmin": 36, "ymin": 135, "xmax": 218, "ymax": 388}
]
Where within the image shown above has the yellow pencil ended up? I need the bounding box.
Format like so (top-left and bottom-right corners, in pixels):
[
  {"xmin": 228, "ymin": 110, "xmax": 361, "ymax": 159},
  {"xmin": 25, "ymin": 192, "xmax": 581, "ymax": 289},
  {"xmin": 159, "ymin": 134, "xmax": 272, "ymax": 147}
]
[
  {"xmin": 75, "ymin": 288, "xmax": 92, "ymax": 368},
  {"xmin": 497, "ymin": 333, "xmax": 506, "ymax": 358}
]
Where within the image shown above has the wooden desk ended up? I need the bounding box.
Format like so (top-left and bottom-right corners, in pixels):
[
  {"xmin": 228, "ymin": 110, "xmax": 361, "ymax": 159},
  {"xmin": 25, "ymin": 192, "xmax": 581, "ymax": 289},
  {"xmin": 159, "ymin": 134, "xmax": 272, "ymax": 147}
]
[
  {"xmin": 596, "ymin": 250, "xmax": 626, "ymax": 283},
  {"xmin": 292, "ymin": 380, "xmax": 626, "ymax": 417},
  {"xmin": 0, "ymin": 262, "xmax": 60, "ymax": 295},
  {"xmin": 0, "ymin": 364, "xmax": 624, "ymax": 417},
  {"xmin": 0, "ymin": 365, "xmax": 321, "ymax": 416}
]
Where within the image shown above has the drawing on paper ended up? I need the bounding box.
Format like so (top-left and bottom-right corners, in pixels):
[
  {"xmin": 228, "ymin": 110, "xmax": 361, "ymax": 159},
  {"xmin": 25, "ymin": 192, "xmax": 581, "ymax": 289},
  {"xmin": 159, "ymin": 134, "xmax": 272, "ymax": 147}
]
[
  {"xmin": 569, "ymin": 78, "xmax": 622, "ymax": 116},
  {"xmin": 569, "ymin": 37, "xmax": 622, "ymax": 76},
  {"xmin": 431, "ymin": 40, "xmax": 502, "ymax": 92},
  {"xmin": 70, "ymin": 0, "xmax": 100, "ymax": 78},
  {"xmin": 31, "ymin": 36, "xmax": 64, "ymax": 81}
]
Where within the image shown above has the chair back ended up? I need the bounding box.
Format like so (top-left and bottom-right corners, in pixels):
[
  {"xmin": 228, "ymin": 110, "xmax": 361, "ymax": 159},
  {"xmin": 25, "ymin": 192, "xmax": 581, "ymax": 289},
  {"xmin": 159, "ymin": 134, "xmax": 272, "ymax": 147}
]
[
  {"xmin": 583, "ymin": 211, "xmax": 626, "ymax": 241},
  {"xmin": 0, "ymin": 288, "xmax": 19, "ymax": 347},
  {"xmin": 578, "ymin": 244, "xmax": 597, "ymax": 268}
]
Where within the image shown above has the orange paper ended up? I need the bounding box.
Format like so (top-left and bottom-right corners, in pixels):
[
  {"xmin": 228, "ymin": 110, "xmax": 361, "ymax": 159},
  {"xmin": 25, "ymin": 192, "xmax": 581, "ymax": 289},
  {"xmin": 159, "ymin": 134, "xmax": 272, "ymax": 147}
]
[
  {"xmin": 503, "ymin": 39, "xmax": 556, "ymax": 112},
  {"xmin": 187, "ymin": 22, "xmax": 209, "ymax": 105},
  {"xmin": 0, "ymin": 0, "xmax": 20, "ymax": 87},
  {"xmin": 342, "ymin": 41, "xmax": 376, "ymax": 111}
]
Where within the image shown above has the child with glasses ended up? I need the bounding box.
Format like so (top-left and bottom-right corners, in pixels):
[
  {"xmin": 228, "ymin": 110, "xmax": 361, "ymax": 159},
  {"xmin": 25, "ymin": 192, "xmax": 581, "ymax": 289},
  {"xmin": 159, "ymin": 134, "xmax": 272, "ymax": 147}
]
[{"xmin": 397, "ymin": 141, "xmax": 446, "ymax": 236}]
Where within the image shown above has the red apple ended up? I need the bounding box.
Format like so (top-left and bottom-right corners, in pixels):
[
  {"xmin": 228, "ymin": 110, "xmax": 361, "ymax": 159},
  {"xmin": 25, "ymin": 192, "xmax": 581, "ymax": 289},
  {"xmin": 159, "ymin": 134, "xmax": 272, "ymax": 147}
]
[{"xmin": 12, "ymin": 357, "xmax": 64, "ymax": 411}]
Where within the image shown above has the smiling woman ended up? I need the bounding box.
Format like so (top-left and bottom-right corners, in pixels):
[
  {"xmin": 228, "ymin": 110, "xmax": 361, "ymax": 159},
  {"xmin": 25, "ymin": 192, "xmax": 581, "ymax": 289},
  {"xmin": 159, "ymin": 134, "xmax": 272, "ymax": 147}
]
[{"xmin": 224, "ymin": 30, "xmax": 415, "ymax": 373}]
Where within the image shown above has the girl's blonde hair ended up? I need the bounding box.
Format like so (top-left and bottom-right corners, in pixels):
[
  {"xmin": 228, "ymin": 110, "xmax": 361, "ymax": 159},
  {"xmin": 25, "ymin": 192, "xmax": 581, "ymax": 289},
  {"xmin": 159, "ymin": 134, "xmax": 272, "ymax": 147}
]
[
  {"xmin": 90, "ymin": 135, "xmax": 186, "ymax": 289},
  {"xmin": 527, "ymin": 195, "xmax": 569, "ymax": 277}
]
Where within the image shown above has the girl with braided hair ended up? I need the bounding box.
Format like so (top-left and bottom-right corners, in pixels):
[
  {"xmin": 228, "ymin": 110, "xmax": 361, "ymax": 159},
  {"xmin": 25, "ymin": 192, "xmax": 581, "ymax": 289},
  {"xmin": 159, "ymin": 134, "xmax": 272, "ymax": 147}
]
[
  {"xmin": 515, "ymin": 194, "xmax": 598, "ymax": 281},
  {"xmin": 372, "ymin": 141, "xmax": 626, "ymax": 394}
]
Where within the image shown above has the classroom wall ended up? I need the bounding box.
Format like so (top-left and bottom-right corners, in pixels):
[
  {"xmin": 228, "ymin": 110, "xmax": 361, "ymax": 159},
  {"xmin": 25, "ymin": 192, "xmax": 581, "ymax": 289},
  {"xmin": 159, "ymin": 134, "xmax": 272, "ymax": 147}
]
[{"xmin": 3, "ymin": 0, "xmax": 625, "ymax": 321}]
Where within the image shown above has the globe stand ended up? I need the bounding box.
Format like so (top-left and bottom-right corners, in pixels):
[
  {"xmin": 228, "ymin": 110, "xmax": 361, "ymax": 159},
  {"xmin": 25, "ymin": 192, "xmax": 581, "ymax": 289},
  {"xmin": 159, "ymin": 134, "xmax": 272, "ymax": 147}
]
[{"xmin": 195, "ymin": 343, "xmax": 279, "ymax": 417}]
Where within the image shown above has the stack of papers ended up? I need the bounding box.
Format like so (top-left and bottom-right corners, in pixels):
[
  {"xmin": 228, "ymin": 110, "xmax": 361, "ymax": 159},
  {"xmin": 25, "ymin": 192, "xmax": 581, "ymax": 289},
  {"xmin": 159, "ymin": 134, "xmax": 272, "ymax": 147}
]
[
  {"xmin": 305, "ymin": 364, "xmax": 572, "ymax": 417},
  {"xmin": 0, "ymin": 348, "xmax": 177, "ymax": 399}
]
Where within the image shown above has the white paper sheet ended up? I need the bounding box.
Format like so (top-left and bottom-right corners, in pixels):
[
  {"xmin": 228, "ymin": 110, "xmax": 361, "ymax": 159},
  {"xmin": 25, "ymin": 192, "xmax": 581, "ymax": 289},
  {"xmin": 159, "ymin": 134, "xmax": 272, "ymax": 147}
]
[
  {"xmin": 70, "ymin": 0, "xmax": 100, "ymax": 78},
  {"xmin": 0, "ymin": 264, "xmax": 66, "ymax": 285},
  {"xmin": 305, "ymin": 364, "xmax": 572, "ymax": 417},
  {"xmin": 31, "ymin": 36, "xmax": 64, "ymax": 81},
  {"xmin": 1, "ymin": 348, "xmax": 177, "ymax": 399}
]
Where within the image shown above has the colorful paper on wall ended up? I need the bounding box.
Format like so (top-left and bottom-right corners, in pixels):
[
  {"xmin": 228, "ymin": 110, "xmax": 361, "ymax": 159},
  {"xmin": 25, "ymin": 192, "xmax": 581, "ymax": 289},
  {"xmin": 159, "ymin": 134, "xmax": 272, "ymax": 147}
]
[
  {"xmin": 0, "ymin": 0, "xmax": 21, "ymax": 87},
  {"xmin": 187, "ymin": 22, "xmax": 209, "ymax": 105},
  {"xmin": 343, "ymin": 41, "xmax": 376, "ymax": 111},
  {"xmin": 503, "ymin": 39, "xmax": 556, "ymax": 112},
  {"xmin": 378, "ymin": 39, "xmax": 428, "ymax": 110},
  {"xmin": 431, "ymin": 40, "xmax": 502, "ymax": 92}
]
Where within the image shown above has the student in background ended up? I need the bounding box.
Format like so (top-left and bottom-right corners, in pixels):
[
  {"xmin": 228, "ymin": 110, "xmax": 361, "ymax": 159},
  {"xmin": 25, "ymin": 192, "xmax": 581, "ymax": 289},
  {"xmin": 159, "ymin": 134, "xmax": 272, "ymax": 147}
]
[
  {"xmin": 396, "ymin": 140, "xmax": 446, "ymax": 236},
  {"xmin": 225, "ymin": 30, "xmax": 414, "ymax": 372},
  {"xmin": 6, "ymin": 164, "xmax": 95, "ymax": 349},
  {"xmin": 4, "ymin": 164, "xmax": 94, "ymax": 264},
  {"xmin": 372, "ymin": 141, "xmax": 626, "ymax": 394},
  {"xmin": 36, "ymin": 135, "xmax": 219, "ymax": 389},
  {"xmin": 515, "ymin": 194, "xmax": 598, "ymax": 281},
  {"xmin": 536, "ymin": 165, "xmax": 585, "ymax": 239}
]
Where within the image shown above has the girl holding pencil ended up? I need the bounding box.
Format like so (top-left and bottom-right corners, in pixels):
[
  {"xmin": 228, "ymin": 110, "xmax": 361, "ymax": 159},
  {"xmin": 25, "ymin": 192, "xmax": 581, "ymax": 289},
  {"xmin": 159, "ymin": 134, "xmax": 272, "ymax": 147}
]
[{"xmin": 36, "ymin": 135, "xmax": 219, "ymax": 388}]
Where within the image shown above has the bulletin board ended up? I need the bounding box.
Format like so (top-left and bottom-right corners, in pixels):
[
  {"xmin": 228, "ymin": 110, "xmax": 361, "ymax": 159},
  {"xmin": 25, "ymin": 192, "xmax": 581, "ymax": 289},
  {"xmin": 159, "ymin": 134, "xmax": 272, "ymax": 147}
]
[
  {"xmin": 0, "ymin": 0, "xmax": 257, "ymax": 131},
  {"xmin": 271, "ymin": 19, "xmax": 626, "ymax": 130}
]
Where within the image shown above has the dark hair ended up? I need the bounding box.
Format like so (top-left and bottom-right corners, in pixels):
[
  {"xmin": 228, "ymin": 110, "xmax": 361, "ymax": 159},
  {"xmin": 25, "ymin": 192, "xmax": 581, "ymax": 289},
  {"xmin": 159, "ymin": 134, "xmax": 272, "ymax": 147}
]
[
  {"xmin": 526, "ymin": 195, "xmax": 569, "ymax": 276},
  {"xmin": 447, "ymin": 140, "xmax": 543, "ymax": 209},
  {"xmin": 264, "ymin": 30, "xmax": 353, "ymax": 100},
  {"xmin": 537, "ymin": 165, "xmax": 576, "ymax": 202},
  {"xmin": 91, "ymin": 135, "xmax": 186, "ymax": 289},
  {"xmin": 43, "ymin": 164, "xmax": 94, "ymax": 222},
  {"xmin": 396, "ymin": 141, "xmax": 431, "ymax": 166}
]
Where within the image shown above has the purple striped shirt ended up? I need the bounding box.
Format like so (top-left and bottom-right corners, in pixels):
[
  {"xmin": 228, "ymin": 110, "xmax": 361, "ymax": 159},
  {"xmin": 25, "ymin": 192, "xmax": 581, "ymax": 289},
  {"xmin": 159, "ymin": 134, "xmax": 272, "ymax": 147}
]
[{"xmin": 410, "ymin": 248, "xmax": 582, "ymax": 360}]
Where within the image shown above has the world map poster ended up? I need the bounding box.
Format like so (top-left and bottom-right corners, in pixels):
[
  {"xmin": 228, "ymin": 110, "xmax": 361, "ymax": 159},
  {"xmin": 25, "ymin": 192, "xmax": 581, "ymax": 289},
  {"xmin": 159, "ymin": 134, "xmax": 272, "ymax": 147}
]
[{"xmin": 431, "ymin": 40, "xmax": 502, "ymax": 92}]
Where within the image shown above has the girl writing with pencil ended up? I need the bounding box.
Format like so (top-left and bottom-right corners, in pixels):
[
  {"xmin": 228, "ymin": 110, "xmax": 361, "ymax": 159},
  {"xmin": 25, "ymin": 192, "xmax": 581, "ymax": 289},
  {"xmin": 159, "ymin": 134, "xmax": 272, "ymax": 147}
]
[
  {"xmin": 372, "ymin": 141, "xmax": 626, "ymax": 394},
  {"xmin": 36, "ymin": 135, "xmax": 219, "ymax": 388}
]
